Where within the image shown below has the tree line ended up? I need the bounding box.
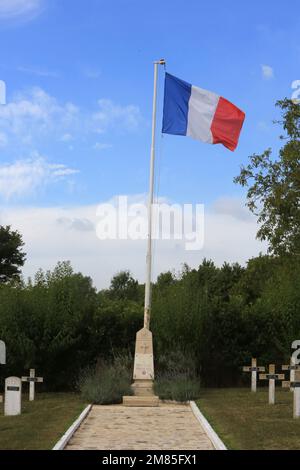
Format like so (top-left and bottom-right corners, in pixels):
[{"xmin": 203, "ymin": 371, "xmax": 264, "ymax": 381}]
[{"xmin": 0, "ymin": 255, "xmax": 299, "ymax": 389}]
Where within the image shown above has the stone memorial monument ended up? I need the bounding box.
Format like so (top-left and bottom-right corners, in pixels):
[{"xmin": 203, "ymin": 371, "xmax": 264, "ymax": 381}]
[
  {"xmin": 5, "ymin": 377, "xmax": 22, "ymax": 416},
  {"xmin": 123, "ymin": 328, "xmax": 159, "ymax": 406}
]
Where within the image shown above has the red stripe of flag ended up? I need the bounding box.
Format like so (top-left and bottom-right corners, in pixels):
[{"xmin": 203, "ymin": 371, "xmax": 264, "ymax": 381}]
[{"xmin": 211, "ymin": 97, "xmax": 245, "ymax": 151}]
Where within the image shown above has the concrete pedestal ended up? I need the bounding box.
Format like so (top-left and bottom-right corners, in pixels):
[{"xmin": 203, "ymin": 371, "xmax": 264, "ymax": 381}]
[
  {"xmin": 123, "ymin": 328, "xmax": 159, "ymax": 407},
  {"xmin": 132, "ymin": 379, "xmax": 155, "ymax": 396}
]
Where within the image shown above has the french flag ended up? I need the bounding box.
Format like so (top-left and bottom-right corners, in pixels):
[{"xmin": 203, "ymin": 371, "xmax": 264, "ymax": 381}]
[{"xmin": 162, "ymin": 73, "xmax": 245, "ymax": 152}]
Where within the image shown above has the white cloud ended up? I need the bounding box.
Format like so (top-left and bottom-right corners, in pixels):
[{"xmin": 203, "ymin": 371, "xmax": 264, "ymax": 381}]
[
  {"xmin": 93, "ymin": 99, "xmax": 142, "ymax": 133},
  {"xmin": 17, "ymin": 66, "xmax": 59, "ymax": 78},
  {"xmin": 57, "ymin": 217, "xmax": 94, "ymax": 232},
  {"xmin": 60, "ymin": 133, "xmax": 73, "ymax": 142},
  {"xmin": 212, "ymin": 196, "xmax": 252, "ymax": 222},
  {"xmin": 0, "ymin": 88, "xmax": 79, "ymax": 143},
  {"xmin": 48, "ymin": 163, "xmax": 79, "ymax": 178},
  {"xmin": 93, "ymin": 142, "xmax": 113, "ymax": 151},
  {"xmin": 261, "ymin": 64, "xmax": 274, "ymax": 80},
  {"xmin": 257, "ymin": 120, "xmax": 270, "ymax": 132},
  {"xmin": 83, "ymin": 67, "xmax": 101, "ymax": 79},
  {"xmin": 0, "ymin": 88, "xmax": 142, "ymax": 152},
  {"xmin": 0, "ymin": 155, "xmax": 79, "ymax": 200},
  {"xmin": 0, "ymin": 195, "xmax": 267, "ymax": 289},
  {"xmin": 0, "ymin": 0, "xmax": 43, "ymax": 20}
]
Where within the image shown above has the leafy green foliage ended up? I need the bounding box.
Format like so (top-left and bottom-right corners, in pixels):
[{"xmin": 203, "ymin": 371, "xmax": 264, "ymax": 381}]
[
  {"xmin": 0, "ymin": 225, "xmax": 26, "ymax": 284},
  {"xmin": 0, "ymin": 254, "xmax": 299, "ymax": 390},
  {"xmin": 107, "ymin": 270, "xmax": 142, "ymax": 302},
  {"xmin": 0, "ymin": 263, "xmax": 142, "ymax": 391},
  {"xmin": 234, "ymin": 99, "xmax": 300, "ymax": 255},
  {"xmin": 154, "ymin": 376, "xmax": 201, "ymax": 402},
  {"xmin": 154, "ymin": 351, "xmax": 201, "ymax": 401}
]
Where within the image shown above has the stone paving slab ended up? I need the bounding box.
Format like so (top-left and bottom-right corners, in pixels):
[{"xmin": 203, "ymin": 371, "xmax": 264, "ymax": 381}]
[{"xmin": 65, "ymin": 404, "xmax": 214, "ymax": 450}]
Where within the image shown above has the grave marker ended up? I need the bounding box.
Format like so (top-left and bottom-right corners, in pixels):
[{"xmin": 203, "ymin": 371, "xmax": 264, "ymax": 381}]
[
  {"xmin": 4, "ymin": 377, "xmax": 22, "ymax": 416},
  {"xmin": 21, "ymin": 369, "xmax": 43, "ymax": 401},
  {"xmin": 133, "ymin": 329, "xmax": 154, "ymax": 375},
  {"xmin": 0, "ymin": 340, "xmax": 6, "ymax": 403},
  {"xmin": 123, "ymin": 328, "xmax": 159, "ymax": 406},
  {"xmin": 243, "ymin": 358, "xmax": 265, "ymax": 392},
  {"xmin": 259, "ymin": 364, "xmax": 285, "ymax": 404},
  {"xmin": 282, "ymin": 370, "xmax": 300, "ymax": 418},
  {"xmin": 282, "ymin": 357, "xmax": 300, "ymax": 392},
  {"xmin": 0, "ymin": 340, "xmax": 6, "ymax": 365}
]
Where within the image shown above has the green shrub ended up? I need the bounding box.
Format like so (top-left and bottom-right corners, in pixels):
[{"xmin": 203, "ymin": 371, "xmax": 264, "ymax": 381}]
[
  {"xmin": 78, "ymin": 359, "xmax": 133, "ymax": 404},
  {"xmin": 154, "ymin": 373, "xmax": 201, "ymax": 402},
  {"xmin": 155, "ymin": 350, "xmax": 197, "ymax": 378},
  {"xmin": 154, "ymin": 351, "xmax": 201, "ymax": 401}
]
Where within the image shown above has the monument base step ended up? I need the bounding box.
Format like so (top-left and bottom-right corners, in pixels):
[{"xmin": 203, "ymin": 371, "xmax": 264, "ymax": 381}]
[
  {"xmin": 131, "ymin": 380, "xmax": 154, "ymax": 397},
  {"xmin": 122, "ymin": 395, "xmax": 160, "ymax": 407}
]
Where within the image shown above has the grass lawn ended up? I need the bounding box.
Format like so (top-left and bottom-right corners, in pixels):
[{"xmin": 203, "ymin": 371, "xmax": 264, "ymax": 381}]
[
  {"xmin": 0, "ymin": 393, "xmax": 86, "ymax": 450},
  {"xmin": 197, "ymin": 388, "xmax": 300, "ymax": 450}
]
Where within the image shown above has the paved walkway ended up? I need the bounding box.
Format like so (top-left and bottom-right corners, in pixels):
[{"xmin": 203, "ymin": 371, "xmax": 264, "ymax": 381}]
[{"xmin": 65, "ymin": 403, "xmax": 214, "ymax": 450}]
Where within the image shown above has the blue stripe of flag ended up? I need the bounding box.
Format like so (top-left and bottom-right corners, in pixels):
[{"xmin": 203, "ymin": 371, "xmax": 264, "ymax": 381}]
[{"xmin": 162, "ymin": 73, "xmax": 192, "ymax": 136}]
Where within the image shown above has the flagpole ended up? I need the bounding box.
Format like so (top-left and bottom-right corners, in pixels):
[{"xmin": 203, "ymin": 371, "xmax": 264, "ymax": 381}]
[
  {"xmin": 123, "ymin": 59, "xmax": 165, "ymax": 404},
  {"xmin": 144, "ymin": 59, "xmax": 165, "ymax": 330}
]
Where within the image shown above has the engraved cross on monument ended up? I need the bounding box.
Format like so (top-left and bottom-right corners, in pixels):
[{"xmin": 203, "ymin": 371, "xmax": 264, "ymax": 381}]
[
  {"xmin": 21, "ymin": 369, "xmax": 43, "ymax": 401},
  {"xmin": 259, "ymin": 364, "xmax": 285, "ymax": 404},
  {"xmin": 243, "ymin": 358, "xmax": 265, "ymax": 392}
]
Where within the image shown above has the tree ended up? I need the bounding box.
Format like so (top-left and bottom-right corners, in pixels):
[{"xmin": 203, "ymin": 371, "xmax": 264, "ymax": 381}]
[
  {"xmin": 233, "ymin": 255, "xmax": 279, "ymax": 304},
  {"xmin": 234, "ymin": 99, "xmax": 300, "ymax": 255},
  {"xmin": 109, "ymin": 270, "xmax": 140, "ymax": 301},
  {"xmin": 0, "ymin": 226, "xmax": 26, "ymax": 284},
  {"xmin": 155, "ymin": 271, "xmax": 176, "ymax": 290}
]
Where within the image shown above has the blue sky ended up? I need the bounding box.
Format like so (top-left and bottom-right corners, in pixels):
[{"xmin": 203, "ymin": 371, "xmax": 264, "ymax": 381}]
[{"xmin": 0, "ymin": 0, "xmax": 298, "ymax": 286}]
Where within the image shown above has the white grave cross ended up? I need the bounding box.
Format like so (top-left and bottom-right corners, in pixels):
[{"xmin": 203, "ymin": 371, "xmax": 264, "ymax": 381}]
[
  {"xmin": 282, "ymin": 370, "xmax": 300, "ymax": 418},
  {"xmin": 243, "ymin": 358, "xmax": 265, "ymax": 392},
  {"xmin": 282, "ymin": 358, "xmax": 300, "ymax": 392},
  {"xmin": 5, "ymin": 377, "xmax": 22, "ymax": 416},
  {"xmin": 21, "ymin": 369, "xmax": 43, "ymax": 401},
  {"xmin": 0, "ymin": 340, "xmax": 6, "ymax": 403},
  {"xmin": 259, "ymin": 364, "xmax": 285, "ymax": 404}
]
